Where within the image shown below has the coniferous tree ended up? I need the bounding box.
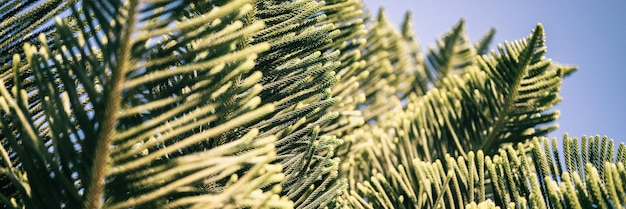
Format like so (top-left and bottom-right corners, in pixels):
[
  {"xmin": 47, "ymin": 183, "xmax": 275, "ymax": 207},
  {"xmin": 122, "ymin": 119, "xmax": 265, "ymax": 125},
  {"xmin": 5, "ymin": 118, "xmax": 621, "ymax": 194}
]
[{"xmin": 1, "ymin": 1, "xmax": 624, "ymax": 209}]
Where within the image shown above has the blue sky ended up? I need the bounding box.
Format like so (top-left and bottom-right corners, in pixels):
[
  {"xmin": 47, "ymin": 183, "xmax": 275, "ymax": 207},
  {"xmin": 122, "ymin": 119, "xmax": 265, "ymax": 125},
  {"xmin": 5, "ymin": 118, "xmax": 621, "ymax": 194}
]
[{"xmin": 363, "ymin": 1, "xmax": 626, "ymax": 144}]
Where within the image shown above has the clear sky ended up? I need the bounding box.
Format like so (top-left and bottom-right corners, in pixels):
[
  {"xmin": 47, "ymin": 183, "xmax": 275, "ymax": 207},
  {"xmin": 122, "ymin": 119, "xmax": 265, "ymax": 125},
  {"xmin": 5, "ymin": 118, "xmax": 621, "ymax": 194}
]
[{"xmin": 362, "ymin": 1, "xmax": 626, "ymax": 144}]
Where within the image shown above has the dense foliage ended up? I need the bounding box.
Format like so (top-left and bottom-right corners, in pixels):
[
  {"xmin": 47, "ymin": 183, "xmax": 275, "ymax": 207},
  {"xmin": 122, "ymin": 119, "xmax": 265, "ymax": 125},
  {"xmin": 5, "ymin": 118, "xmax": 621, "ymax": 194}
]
[{"xmin": 1, "ymin": 0, "xmax": 624, "ymax": 208}]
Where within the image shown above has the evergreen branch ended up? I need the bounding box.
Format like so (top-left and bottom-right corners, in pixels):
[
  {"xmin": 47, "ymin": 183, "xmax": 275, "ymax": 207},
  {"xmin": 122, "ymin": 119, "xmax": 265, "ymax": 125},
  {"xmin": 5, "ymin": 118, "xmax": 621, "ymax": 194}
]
[
  {"xmin": 348, "ymin": 134, "xmax": 626, "ymax": 208},
  {"xmin": 84, "ymin": 0, "xmax": 138, "ymax": 207},
  {"xmin": 474, "ymin": 28, "xmax": 496, "ymax": 56},
  {"xmin": 479, "ymin": 24, "xmax": 545, "ymax": 151},
  {"xmin": 0, "ymin": 1, "xmax": 611, "ymax": 209}
]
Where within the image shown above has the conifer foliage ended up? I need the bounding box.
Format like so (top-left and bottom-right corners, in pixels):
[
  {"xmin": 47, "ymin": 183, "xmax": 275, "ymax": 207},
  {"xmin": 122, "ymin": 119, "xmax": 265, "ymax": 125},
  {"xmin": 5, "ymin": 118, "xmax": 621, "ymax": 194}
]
[{"xmin": 0, "ymin": 0, "xmax": 623, "ymax": 209}]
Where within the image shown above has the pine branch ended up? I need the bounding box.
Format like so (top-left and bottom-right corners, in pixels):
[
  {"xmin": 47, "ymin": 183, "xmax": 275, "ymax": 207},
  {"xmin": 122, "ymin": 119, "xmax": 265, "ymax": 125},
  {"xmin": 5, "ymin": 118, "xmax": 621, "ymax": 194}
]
[{"xmin": 348, "ymin": 134, "xmax": 626, "ymax": 209}]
